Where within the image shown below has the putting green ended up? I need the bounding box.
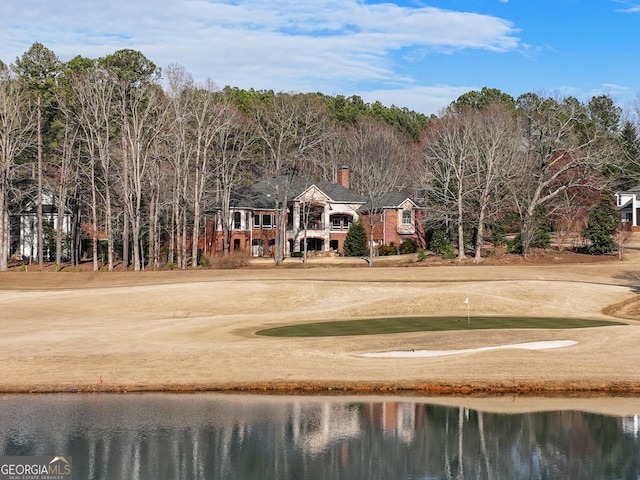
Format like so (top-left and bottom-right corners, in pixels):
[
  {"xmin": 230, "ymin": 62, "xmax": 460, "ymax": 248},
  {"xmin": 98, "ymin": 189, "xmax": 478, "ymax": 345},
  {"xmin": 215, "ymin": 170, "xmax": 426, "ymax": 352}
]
[{"xmin": 256, "ymin": 316, "xmax": 625, "ymax": 337}]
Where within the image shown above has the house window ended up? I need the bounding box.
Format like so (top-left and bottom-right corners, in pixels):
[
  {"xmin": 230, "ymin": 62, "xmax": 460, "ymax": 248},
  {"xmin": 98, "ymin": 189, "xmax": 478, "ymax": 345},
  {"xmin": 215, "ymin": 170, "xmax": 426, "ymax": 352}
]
[
  {"xmin": 253, "ymin": 214, "xmax": 260, "ymax": 228},
  {"xmin": 233, "ymin": 212, "xmax": 242, "ymax": 230},
  {"xmin": 262, "ymin": 214, "xmax": 273, "ymax": 229},
  {"xmin": 402, "ymin": 210, "xmax": 412, "ymax": 225}
]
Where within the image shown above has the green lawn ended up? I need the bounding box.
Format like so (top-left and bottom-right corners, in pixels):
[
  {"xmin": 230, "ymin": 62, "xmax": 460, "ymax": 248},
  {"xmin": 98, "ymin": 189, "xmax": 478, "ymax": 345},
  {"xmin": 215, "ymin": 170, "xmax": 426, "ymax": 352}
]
[{"xmin": 256, "ymin": 316, "xmax": 625, "ymax": 337}]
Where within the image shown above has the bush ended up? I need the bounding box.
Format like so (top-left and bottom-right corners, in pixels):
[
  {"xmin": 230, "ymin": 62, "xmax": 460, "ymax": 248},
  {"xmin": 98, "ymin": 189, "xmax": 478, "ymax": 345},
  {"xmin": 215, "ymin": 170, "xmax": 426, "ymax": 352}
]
[
  {"xmin": 399, "ymin": 239, "xmax": 417, "ymax": 254},
  {"xmin": 428, "ymin": 229, "xmax": 448, "ymax": 254},
  {"xmin": 208, "ymin": 253, "xmax": 250, "ymax": 269},
  {"xmin": 199, "ymin": 253, "xmax": 211, "ymax": 267},
  {"xmin": 441, "ymin": 243, "xmax": 456, "ymax": 259},
  {"xmin": 417, "ymin": 248, "xmax": 427, "ymax": 262},
  {"xmin": 493, "ymin": 211, "xmax": 522, "ymax": 246},
  {"xmin": 508, "ymin": 229, "xmax": 551, "ymax": 254},
  {"xmin": 429, "ymin": 228, "xmax": 455, "ymax": 258},
  {"xmin": 378, "ymin": 243, "xmax": 397, "ymax": 256}
]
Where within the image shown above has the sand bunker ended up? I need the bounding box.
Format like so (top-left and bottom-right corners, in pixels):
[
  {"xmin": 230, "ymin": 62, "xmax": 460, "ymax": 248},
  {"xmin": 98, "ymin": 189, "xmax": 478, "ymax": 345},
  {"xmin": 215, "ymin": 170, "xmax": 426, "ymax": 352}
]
[{"xmin": 360, "ymin": 340, "xmax": 577, "ymax": 358}]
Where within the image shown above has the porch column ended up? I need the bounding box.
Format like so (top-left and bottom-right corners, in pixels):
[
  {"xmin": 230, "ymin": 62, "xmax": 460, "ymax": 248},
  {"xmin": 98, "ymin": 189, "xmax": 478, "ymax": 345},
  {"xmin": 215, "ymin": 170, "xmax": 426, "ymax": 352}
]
[
  {"xmin": 634, "ymin": 194, "xmax": 638, "ymax": 227},
  {"xmin": 323, "ymin": 206, "xmax": 330, "ymax": 251}
]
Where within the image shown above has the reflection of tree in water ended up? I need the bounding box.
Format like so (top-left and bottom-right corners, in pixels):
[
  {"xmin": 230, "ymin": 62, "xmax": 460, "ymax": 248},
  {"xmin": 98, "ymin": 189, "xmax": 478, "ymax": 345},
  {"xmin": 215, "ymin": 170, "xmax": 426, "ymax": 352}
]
[{"xmin": 1, "ymin": 396, "xmax": 640, "ymax": 479}]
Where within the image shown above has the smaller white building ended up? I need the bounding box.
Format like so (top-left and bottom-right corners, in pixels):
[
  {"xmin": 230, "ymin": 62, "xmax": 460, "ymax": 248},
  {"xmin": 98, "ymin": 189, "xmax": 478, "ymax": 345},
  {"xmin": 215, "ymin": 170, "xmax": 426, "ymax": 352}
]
[
  {"xmin": 10, "ymin": 191, "xmax": 73, "ymax": 262},
  {"xmin": 615, "ymin": 185, "xmax": 640, "ymax": 229}
]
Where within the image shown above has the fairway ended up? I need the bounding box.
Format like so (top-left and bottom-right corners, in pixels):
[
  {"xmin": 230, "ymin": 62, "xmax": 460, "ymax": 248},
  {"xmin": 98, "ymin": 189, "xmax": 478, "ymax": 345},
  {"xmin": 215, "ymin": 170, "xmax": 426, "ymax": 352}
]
[
  {"xmin": 0, "ymin": 247, "xmax": 639, "ymax": 393},
  {"xmin": 256, "ymin": 316, "xmax": 625, "ymax": 337}
]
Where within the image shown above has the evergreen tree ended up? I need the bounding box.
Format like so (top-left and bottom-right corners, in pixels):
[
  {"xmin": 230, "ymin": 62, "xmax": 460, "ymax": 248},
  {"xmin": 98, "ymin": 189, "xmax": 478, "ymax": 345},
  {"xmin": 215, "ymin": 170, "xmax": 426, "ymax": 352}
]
[
  {"xmin": 344, "ymin": 221, "xmax": 367, "ymax": 256},
  {"xmin": 584, "ymin": 193, "xmax": 620, "ymax": 254},
  {"xmin": 616, "ymin": 121, "xmax": 640, "ymax": 190}
]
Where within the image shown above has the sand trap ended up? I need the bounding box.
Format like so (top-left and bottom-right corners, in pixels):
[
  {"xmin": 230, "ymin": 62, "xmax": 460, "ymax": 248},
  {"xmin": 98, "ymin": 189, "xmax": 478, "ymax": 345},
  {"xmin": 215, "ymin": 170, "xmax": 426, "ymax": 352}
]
[{"xmin": 360, "ymin": 340, "xmax": 577, "ymax": 358}]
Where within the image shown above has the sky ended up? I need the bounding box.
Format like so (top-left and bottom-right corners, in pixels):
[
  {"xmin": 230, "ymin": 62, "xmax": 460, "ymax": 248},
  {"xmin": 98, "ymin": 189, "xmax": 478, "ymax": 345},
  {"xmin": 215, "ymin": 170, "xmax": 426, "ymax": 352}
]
[{"xmin": 1, "ymin": 0, "xmax": 639, "ymax": 115}]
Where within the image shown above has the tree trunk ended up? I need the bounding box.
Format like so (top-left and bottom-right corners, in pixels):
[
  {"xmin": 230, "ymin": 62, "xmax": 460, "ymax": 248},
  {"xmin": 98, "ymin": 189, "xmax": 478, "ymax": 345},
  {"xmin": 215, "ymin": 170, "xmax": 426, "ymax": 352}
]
[
  {"xmin": 36, "ymin": 97, "xmax": 44, "ymax": 269},
  {"xmin": 457, "ymin": 183, "xmax": 466, "ymax": 260},
  {"xmin": 104, "ymin": 189, "xmax": 113, "ymax": 271},
  {"xmin": 0, "ymin": 193, "xmax": 8, "ymax": 271},
  {"xmin": 121, "ymin": 105, "xmax": 130, "ymax": 269},
  {"xmin": 90, "ymin": 176, "xmax": 99, "ymax": 272},
  {"xmin": 55, "ymin": 184, "xmax": 65, "ymax": 271}
]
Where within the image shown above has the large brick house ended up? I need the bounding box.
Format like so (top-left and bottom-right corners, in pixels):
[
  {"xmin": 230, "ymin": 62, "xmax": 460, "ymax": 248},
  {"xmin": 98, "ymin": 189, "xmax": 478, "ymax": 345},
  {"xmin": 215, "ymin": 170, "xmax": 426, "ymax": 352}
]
[{"xmin": 208, "ymin": 167, "xmax": 423, "ymax": 257}]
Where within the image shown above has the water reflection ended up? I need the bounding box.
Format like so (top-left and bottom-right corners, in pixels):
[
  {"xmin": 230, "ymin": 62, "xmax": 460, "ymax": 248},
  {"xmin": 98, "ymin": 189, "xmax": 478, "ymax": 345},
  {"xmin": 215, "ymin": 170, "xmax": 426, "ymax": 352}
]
[{"xmin": 1, "ymin": 393, "xmax": 640, "ymax": 479}]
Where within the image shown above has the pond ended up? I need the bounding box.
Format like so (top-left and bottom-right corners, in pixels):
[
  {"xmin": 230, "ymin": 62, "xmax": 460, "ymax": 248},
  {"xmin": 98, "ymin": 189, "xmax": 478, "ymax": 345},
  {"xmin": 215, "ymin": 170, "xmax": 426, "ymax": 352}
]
[{"xmin": 1, "ymin": 393, "xmax": 640, "ymax": 480}]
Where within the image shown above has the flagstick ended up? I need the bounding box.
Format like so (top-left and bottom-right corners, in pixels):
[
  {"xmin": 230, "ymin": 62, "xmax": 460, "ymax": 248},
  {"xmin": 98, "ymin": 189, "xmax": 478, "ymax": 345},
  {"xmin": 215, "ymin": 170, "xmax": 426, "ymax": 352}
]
[{"xmin": 464, "ymin": 296, "xmax": 470, "ymax": 324}]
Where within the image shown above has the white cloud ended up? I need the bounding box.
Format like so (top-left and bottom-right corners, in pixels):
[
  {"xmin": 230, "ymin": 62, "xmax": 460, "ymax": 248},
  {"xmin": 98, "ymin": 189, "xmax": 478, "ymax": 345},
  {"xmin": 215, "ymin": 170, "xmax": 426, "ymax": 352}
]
[
  {"xmin": 358, "ymin": 85, "xmax": 476, "ymax": 116},
  {"xmin": 0, "ymin": 0, "xmax": 521, "ymax": 113}
]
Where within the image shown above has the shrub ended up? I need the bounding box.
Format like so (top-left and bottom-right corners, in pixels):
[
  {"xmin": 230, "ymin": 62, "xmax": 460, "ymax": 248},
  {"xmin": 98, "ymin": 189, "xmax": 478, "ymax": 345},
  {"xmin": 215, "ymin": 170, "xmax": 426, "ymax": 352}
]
[
  {"xmin": 399, "ymin": 239, "xmax": 417, "ymax": 254},
  {"xmin": 417, "ymin": 248, "xmax": 427, "ymax": 262},
  {"xmin": 208, "ymin": 253, "xmax": 250, "ymax": 269},
  {"xmin": 429, "ymin": 228, "xmax": 455, "ymax": 258},
  {"xmin": 441, "ymin": 243, "xmax": 456, "ymax": 259},
  {"xmin": 378, "ymin": 243, "xmax": 397, "ymax": 256},
  {"xmin": 508, "ymin": 229, "xmax": 551, "ymax": 254},
  {"xmin": 428, "ymin": 229, "xmax": 448, "ymax": 254},
  {"xmin": 199, "ymin": 253, "xmax": 211, "ymax": 267},
  {"xmin": 493, "ymin": 211, "xmax": 522, "ymax": 246}
]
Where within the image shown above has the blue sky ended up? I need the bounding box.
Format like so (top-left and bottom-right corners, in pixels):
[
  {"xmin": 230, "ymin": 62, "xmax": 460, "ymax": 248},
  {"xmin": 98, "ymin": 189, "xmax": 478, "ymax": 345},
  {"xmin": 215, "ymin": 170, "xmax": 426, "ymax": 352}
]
[{"xmin": 1, "ymin": 0, "xmax": 638, "ymax": 115}]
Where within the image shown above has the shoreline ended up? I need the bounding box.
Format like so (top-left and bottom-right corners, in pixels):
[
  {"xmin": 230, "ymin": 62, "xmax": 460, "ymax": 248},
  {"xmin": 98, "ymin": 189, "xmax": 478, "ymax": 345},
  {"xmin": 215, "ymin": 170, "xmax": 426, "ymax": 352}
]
[{"xmin": 6, "ymin": 380, "xmax": 640, "ymax": 395}]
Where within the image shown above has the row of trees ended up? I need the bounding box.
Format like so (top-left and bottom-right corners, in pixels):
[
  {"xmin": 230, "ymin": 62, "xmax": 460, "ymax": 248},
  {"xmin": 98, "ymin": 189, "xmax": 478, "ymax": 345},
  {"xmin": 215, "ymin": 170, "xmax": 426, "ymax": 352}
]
[{"xmin": 1, "ymin": 43, "xmax": 639, "ymax": 271}]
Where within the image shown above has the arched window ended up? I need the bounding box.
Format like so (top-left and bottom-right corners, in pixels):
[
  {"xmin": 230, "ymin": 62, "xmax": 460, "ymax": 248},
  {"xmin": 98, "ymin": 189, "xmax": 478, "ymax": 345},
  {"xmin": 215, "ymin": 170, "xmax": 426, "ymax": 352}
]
[{"xmin": 402, "ymin": 210, "xmax": 412, "ymax": 225}]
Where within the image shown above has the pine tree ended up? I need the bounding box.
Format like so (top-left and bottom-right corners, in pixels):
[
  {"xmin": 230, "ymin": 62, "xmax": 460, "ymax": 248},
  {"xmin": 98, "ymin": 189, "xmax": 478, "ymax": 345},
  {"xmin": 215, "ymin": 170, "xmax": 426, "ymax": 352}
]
[
  {"xmin": 584, "ymin": 193, "xmax": 620, "ymax": 254},
  {"xmin": 344, "ymin": 221, "xmax": 367, "ymax": 256}
]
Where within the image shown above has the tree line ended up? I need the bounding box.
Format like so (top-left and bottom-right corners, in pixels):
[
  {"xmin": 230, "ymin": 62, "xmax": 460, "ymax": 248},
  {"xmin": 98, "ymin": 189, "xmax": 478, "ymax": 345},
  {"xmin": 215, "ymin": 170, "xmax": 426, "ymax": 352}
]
[{"xmin": 0, "ymin": 43, "xmax": 638, "ymax": 271}]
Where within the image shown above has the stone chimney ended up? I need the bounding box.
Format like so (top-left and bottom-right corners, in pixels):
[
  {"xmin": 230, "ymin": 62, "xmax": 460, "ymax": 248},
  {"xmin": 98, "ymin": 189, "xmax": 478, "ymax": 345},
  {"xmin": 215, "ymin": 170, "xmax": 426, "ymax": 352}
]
[{"xmin": 338, "ymin": 166, "xmax": 350, "ymax": 189}]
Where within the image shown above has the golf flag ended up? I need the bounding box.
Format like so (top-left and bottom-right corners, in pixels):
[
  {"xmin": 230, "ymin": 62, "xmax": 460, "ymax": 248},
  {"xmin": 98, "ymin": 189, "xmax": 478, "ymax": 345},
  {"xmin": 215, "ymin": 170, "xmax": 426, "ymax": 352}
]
[{"xmin": 465, "ymin": 296, "xmax": 470, "ymax": 323}]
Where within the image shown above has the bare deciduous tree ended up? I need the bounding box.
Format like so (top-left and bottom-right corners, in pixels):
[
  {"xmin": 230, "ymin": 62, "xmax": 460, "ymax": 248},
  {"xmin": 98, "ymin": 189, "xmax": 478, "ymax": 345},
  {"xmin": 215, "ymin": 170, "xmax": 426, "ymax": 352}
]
[
  {"xmin": 467, "ymin": 104, "xmax": 521, "ymax": 262},
  {"xmin": 513, "ymin": 93, "xmax": 612, "ymax": 254},
  {"xmin": 420, "ymin": 110, "xmax": 475, "ymax": 260},
  {"xmin": 164, "ymin": 64, "xmax": 195, "ymax": 269},
  {"xmin": 0, "ymin": 67, "xmax": 35, "ymax": 271},
  {"xmin": 187, "ymin": 81, "xmax": 230, "ymax": 267},
  {"xmin": 121, "ymin": 81, "xmax": 168, "ymax": 271},
  {"xmin": 348, "ymin": 117, "xmax": 406, "ymax": 266},
  {"xmin": 215, "ymin": 103, "xmax": 256, "ymax": 257},
  {"xmin": 67, "ymin": 68, "xmax": 118, "ymax": 271},
  {"xmin": 251, "ymin": 93, "xmax": 330, "ymax": 264}
]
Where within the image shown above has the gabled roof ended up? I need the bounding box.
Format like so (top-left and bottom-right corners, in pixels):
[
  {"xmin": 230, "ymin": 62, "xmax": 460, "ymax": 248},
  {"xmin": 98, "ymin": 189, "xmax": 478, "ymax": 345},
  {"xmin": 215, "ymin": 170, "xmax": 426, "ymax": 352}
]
[
  {"xmin": 619, "ymin": 198, "xmax": 633, "ymax": 209},
  {"xmin": 360, "ymin": 192, "xmax": 418, "ymax": 212},
  {"xmin": 229, "ymin": 175, "xmax": 365, "ymax": 210}
]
